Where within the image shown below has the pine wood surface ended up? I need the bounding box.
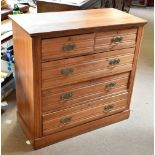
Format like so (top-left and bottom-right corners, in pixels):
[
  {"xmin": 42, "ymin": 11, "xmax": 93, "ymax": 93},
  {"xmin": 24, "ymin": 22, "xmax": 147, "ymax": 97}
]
[{"xmin": 9, "ymin": 8, "xmax": 147, "ymax": 37}]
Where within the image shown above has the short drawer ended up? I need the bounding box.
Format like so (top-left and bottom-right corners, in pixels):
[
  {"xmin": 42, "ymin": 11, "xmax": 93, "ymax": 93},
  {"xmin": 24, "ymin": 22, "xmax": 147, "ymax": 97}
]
[
  {"xmin": 42, "ymin": 92, "xmax": 128, "ymax": 135},
  {"xmin": 42, "ymin": 72, "xmax": 130, "ymax": 113},
  {"xmin": 41, "ymin": 48, "xmax": 134, "ymax": 89},
  {"xmin": 42, "ymin": 33, "xmax": 95, "ymax": 61},
  {"xmin": 95, "ymin": 28, "xmax": 137, "ymax": 52}
]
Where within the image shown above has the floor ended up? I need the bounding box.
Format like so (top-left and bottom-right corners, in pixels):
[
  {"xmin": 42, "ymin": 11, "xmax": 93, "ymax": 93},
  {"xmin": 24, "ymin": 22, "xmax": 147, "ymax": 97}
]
[{"xmin": 1, "ymin": 7, "xmax": 154, "ymax": 155}]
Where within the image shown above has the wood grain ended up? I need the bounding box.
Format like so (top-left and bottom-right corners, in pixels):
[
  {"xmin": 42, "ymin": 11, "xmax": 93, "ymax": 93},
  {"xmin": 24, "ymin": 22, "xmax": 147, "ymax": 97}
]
[
  {"xmin": 43, "ymin": 92, "xmax": 128, "ymax": 121},
  {"xmin": 9, "ymin": 8, "xmax": 147, "ymax": 37},
  {"xmin": 12, "ymin": 21, "xmax": 35, "ymax": 143},
  {"xmin": 42, "ymin": 72, "xmax": 130, "ymax": 113},
  {"xmin": 127, "ymin": 26, "xmax": 144, "ymax": 109},
  {"xmin": 12, "ymin": 22, "xmax": 43, "ymax": 140},
  {"xmin": 95, "ymin": 28, "xmax": 137, "ymax": 51},
  {"xmin": 42, "ymin": 33, "xmax": 95, "ymax": 61},
  {"xmin": 17, "ymin": 112, "xmax": 34, "ymax": 145},
  {"xmin": 41, "ymin": 49, "xmax": 134, "ymax": 89},
  {"xmin": 35, "ymin": 110, "xmax": 130, "ymax": 149},
  {"xmin": 95, "ymin": 41, "xmax": 136, "ymax": 52},
  {"xmin": 32, "ymin": 37, "xmax": 42, "ymax": 138},
  {"xmin": 43, "ymin": 98, "xmax": 127, "ymax": 135},
  {"xmin": 96, "ymin": 28, "xmax": 137, "ymax": 37},
  {"xmin": 96, "ymin": 34, "xmax": 136, "ymax": 45}
]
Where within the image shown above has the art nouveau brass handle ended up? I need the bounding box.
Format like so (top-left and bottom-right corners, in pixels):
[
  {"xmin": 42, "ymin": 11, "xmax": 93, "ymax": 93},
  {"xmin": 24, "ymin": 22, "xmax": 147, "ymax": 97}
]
[
  {"xmin": 109, "ymin": 58, "xmax": 120, "ymax": 65},
  {"xmin": 63, "ymin": 43, "xmax": 76, "ymax": 51},
  {"xmin": 61, "ymin": 67, "xmax": 74, "ymax": 76},
  {"xmin": 105, "ymin": 82, "xmax": 116, "ymax": 90},
  {"xmin": 104, "ymin": 104, "xmax": 114, "ymax": 111},
  {"xmin": 111, "ymin": 36, "xmax": 123, "ymax": 44},
  {"xmin": 60, "ymin": 92, "xmax": 73, "ymax": 100},
  {"xmin": 60, "ymin": 116, "xmax": 72, "ymax": 124}
]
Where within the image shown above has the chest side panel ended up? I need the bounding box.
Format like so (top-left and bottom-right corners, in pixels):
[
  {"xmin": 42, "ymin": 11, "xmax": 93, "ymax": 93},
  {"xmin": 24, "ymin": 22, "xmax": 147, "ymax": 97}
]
[{"xmin": 12, "ymin": 22, "xmax": 35, "ymax": 144}]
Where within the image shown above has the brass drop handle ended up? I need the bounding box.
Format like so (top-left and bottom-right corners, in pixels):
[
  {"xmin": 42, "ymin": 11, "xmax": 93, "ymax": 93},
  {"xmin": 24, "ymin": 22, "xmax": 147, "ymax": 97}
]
[
  {"xmin": 109, "ymin": 58, "xmax": 120, "ymax": 65},
  {"xmin": 60, "ymin": 116, "xmax": 72, "ymax": 124},
  {"xmin": 105, "ymin": 82, "xmax": 116, "ymax": 90},
  {"xmin": 104, "ymin": 104, "xmax": 114, "ymax": 111},
  {"xmin": 63, "ymin": 43, "xmax": 76, "ymax": 51},
  {"xmin": 60, "ymin": 92, "xmax": 73, "ymax": 100},
  {"xmin": 111, "ymin": 36, "xmax": 123, "ymax": 44},
  {"xmin": 61, "ymin": 67, "xmax": 74, "ymax": 76}
]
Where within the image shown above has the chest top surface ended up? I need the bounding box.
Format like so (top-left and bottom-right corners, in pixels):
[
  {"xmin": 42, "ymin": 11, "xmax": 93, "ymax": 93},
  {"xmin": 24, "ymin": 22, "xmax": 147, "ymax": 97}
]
[{"xmin": 9, "ymin": 8, "xmax": 147, "ymax": 37}]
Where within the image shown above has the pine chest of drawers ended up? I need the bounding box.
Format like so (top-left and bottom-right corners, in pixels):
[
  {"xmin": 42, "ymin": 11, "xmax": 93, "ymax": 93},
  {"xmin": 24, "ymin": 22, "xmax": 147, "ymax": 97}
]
[{"xmin": 10, "ymin": 8, "xmax": 147, "ymax": 149}]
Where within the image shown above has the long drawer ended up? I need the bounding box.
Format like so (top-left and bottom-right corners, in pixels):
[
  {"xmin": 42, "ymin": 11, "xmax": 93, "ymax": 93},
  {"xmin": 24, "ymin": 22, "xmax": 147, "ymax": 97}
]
[
  {"xmin": 43, "ymin": 92, "xmax": 128, "ymax": 136},
  {"xmin": 42, "ymin": 33, "xmax": 95, "ymax": 61},
  {"xmin": 41, "ymin": 48, "xmax": 134, "ymax": 89},
  {"xmin": 95, "ymin": 28, "xmax": 137, "ymax": 52},
  {"xmin": 42, "ymin": 72, "xmax": 130, "ymax": 113}
]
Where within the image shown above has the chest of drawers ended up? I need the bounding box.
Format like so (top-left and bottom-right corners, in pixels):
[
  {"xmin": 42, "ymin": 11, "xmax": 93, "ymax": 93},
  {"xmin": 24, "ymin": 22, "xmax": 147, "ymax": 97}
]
[{"xmin": 10, "ymin": 8, "xmax": 147, "ymax": 149}]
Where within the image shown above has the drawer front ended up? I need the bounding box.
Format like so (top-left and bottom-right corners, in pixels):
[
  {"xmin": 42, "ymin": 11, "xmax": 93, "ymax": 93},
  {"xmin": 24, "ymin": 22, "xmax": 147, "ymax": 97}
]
[
  {"xmin": 95, "ymin": 28, "xmax": 137, "ymax": 52},
  {"xmin": 42, "ymin": 72, "xmax": 130, "ymax": 113},
  {"xmin": 43, "ymin": 92, "xmax": 128, "ymax": 135},
  {"xmin": 42, "ymin": 48, "xmax": 134, "ymax": 89},
  {"xmin": 42, "ymin": 33, "xmax": 95, "ymax": 61}
]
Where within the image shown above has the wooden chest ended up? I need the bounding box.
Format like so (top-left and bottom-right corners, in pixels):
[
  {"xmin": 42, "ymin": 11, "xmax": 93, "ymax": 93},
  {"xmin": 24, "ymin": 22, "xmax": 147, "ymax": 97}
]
[{"xmin": 10, "ymin": 8, "xmax": 147, "ymax": 149}]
